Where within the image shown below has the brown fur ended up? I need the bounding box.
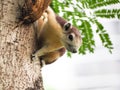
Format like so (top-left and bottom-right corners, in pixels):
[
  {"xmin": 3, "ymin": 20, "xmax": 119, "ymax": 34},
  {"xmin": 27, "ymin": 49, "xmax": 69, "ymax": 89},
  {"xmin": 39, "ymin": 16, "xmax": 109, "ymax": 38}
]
[{"xmin": 32, "ymin": 6, "xmax": 82, "ymax": 66}]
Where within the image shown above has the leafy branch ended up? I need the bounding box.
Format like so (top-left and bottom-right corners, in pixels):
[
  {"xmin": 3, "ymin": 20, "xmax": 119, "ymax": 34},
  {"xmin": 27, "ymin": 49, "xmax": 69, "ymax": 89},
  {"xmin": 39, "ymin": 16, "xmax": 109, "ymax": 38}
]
[{"xmin": 51, "ymin": 0, "xmax": 120, "ymax": 56}]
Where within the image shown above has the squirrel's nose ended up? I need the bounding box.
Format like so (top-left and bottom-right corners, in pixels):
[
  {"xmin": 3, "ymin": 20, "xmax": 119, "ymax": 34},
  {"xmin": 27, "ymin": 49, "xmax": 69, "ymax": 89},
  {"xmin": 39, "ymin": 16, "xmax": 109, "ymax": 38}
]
[{"xmin": 72, "ymin": 49, "xmax": 77, "ymax": 53}]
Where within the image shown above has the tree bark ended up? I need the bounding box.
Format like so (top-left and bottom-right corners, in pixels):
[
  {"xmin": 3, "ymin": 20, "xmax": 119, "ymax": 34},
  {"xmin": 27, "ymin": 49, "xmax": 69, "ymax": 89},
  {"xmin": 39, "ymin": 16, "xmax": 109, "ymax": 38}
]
[{"xmin": 0, "ymin": 0, "xmax": 51, "ymax": 90}]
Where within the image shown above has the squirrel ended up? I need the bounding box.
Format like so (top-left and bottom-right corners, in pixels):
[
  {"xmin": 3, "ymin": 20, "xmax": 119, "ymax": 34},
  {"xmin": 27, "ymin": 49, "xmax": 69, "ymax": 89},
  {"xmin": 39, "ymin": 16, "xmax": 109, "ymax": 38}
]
[{"xmin": 32, "ymin": 6, "xmax": 82, "ymax": 67}]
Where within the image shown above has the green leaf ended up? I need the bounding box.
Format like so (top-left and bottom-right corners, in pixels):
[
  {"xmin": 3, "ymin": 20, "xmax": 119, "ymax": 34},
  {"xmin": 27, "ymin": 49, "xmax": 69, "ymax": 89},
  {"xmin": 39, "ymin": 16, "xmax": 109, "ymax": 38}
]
[
  {"xmin": 67, "ymin": 51, "xmax": 72, "ymax": 58},
  {"xmin": 94, "ymin": 9, "xmax": 120, "ymax": 19},
  {"xmin": 79, "ymin": 20, "xmax": 95, "ymax": 54},
  {"xmin": 95, "ymin": 20, "xmax": 113, "ymax": 52},
  {"xmin": 81, "ymin": 0, "xmax": 120, "ymax": 9}
]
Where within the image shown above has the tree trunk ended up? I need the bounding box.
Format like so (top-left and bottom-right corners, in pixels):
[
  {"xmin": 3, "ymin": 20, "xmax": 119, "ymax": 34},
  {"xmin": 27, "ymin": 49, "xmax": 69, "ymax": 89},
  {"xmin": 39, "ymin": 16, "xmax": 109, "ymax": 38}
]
[{"xmin": 0, "ymin": 0, "xmax": 51, "ymax": 90}]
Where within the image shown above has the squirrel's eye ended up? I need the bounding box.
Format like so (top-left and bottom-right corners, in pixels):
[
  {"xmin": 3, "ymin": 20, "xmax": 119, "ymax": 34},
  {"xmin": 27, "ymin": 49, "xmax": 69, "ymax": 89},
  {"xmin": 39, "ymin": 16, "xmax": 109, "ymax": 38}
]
[
  {"xmin": 64, "ymin": 23, "xmax": 71, "ymax": 31},
  {"xmin": 68, "ymin": 34, "xmax": 73, "ymax": 41}
]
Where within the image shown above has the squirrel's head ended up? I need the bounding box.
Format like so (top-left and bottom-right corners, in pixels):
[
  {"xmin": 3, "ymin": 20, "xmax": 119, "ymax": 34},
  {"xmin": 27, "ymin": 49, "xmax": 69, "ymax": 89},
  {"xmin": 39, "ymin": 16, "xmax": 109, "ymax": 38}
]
[
  {"xmin": 44, "ymin": 7, "xmax": 82, "ymax": 53},
  {"xmin": 62, "ymin": 22, "xmax": 82, "ymax": 53},
  {"xmin": 56, "ymin": 16, "xmax": 82, "ymax": 53}
]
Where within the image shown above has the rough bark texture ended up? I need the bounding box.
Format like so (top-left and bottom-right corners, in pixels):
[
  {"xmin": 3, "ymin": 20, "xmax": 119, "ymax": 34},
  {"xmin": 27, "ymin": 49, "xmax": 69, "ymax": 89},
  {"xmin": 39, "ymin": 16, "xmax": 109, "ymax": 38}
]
[
  {"xmin": 21, "ymin": 0, "xmax": 52, "ymax": 24},
  {"xmin": 0, "ymin": 0, "xmax": 51, "ymax": 90}
]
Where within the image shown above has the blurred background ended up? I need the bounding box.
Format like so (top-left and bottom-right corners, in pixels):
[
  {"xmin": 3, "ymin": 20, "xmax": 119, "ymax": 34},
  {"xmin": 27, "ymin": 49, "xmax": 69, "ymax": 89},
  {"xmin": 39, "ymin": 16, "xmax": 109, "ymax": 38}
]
[
  {"xmin": 42, "ymin": 18, "xmax": 120, "ymax": 90},
  {"xmin": 41, "ymin": 2, "xmax": 120, "ymax": 90}
]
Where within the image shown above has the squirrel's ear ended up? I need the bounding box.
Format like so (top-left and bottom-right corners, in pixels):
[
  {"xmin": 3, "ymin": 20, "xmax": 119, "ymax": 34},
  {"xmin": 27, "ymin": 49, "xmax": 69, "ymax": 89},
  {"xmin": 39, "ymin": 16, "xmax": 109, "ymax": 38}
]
[{"xmin": 63, "ymin": 22, "xmax": 71, "ymax": 31}]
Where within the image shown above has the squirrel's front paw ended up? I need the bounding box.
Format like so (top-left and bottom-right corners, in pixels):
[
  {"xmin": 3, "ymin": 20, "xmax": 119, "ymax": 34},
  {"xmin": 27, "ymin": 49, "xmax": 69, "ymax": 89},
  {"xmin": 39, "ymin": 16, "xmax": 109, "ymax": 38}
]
[
  {"xmin": 31, "ymin": 54, "xmax": 35, "ymax": 61},
  {"xmin": 31, "ymin": 54, "xmax": 46, "ymax": 67},
  {"xmin": 31, "ymin": 53, "xmax": 40, "ymax": 61}
]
